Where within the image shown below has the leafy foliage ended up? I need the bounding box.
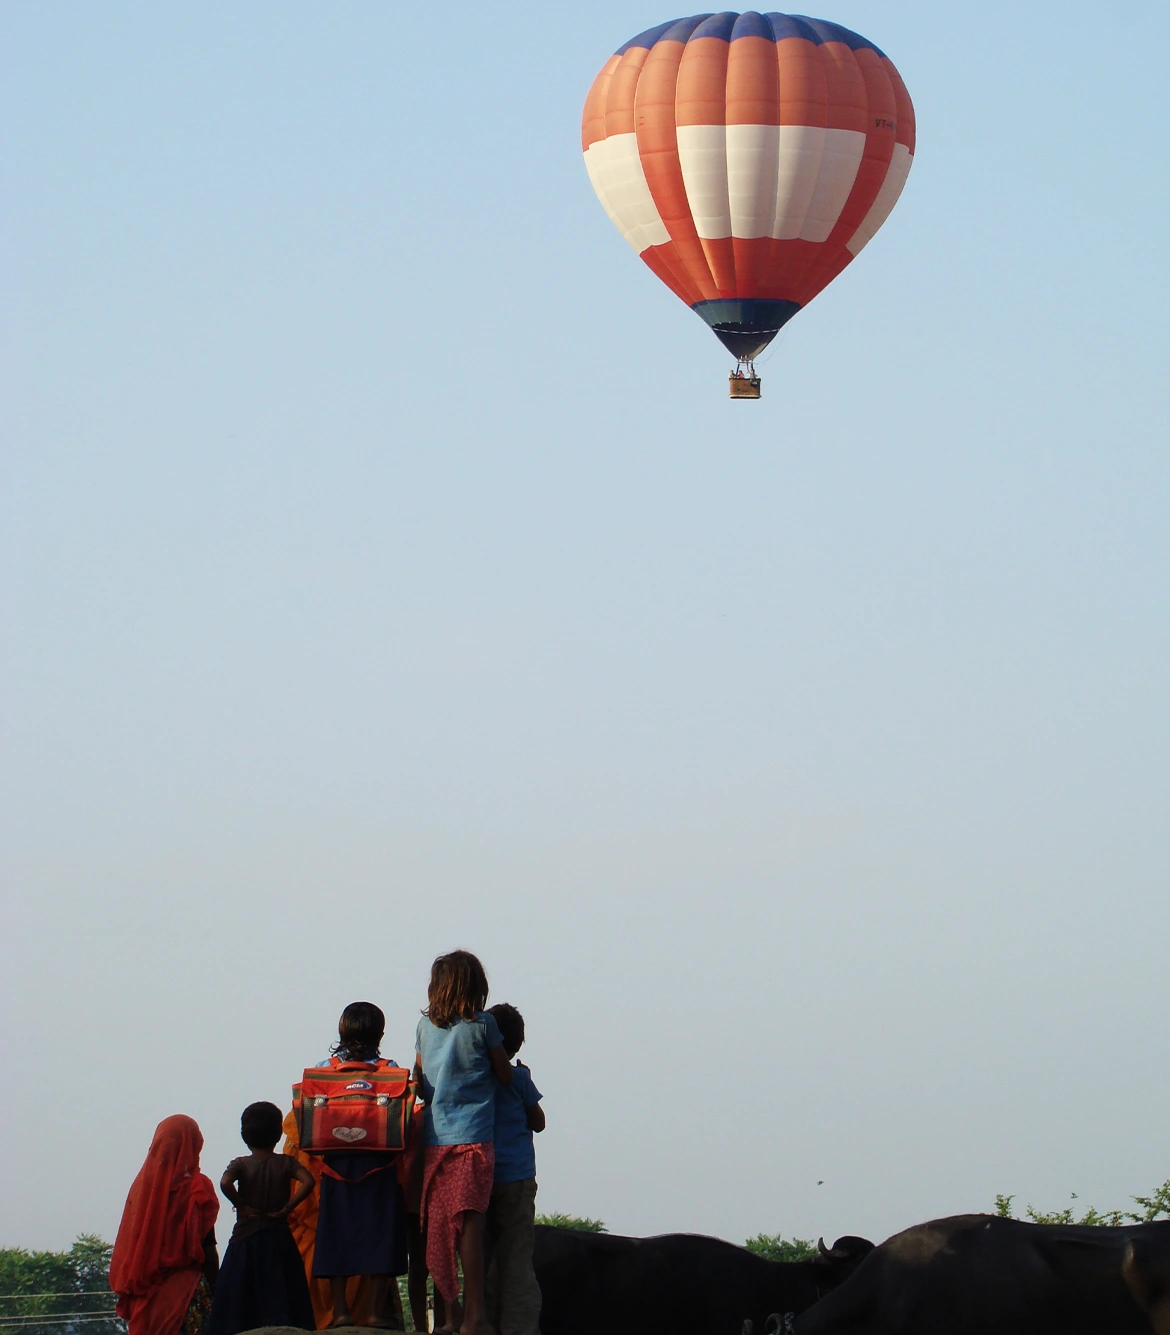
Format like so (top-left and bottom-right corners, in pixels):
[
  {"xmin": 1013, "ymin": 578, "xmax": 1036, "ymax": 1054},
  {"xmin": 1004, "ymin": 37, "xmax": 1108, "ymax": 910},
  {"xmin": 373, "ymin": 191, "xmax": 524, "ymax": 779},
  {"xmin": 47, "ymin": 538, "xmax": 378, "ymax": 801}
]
[
  {"xmin": 1130, "ymin": 1181, "xmax": 1170, "ymax": 1221},
  {"xmin": 0, "ymin": 1235, "xmax": 122, "ymax": 1335},
  {"xmin": 743, "ymin": 1234, "xmax": 818, "ymax": 1263},
  {"xmin": 995, "ymin": 1179, "xmax": 1170, "ymax": 1227},
  {"xmin": 535, "ymin": 1213, "xmax": 607, "ymax": 1233}
]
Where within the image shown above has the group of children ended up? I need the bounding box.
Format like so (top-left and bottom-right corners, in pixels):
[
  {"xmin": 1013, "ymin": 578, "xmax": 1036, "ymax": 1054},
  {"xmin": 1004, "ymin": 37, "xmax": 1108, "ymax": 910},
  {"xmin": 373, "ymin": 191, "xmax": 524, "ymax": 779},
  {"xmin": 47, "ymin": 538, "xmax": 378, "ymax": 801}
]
[{"xmin": 114, "ymin": 950, "xmax": 544, "ymax": 1335}]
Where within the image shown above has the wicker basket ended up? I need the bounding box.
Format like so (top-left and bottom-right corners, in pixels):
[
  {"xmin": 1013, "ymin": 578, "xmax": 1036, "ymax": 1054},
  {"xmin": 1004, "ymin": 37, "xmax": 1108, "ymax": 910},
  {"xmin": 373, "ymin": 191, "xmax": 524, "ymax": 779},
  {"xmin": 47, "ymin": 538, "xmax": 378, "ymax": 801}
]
[{"xmin": 729, "ymin": 374, "xmax": 761, "ymax": 400}]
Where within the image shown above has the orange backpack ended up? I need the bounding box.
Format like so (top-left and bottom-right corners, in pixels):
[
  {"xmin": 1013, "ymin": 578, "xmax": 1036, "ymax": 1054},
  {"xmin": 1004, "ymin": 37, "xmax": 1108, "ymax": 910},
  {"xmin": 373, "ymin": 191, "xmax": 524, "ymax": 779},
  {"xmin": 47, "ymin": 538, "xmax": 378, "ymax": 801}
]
[{"xmin": 293, "ymin": 1058, "xmax": 417, "ymax": 1156}]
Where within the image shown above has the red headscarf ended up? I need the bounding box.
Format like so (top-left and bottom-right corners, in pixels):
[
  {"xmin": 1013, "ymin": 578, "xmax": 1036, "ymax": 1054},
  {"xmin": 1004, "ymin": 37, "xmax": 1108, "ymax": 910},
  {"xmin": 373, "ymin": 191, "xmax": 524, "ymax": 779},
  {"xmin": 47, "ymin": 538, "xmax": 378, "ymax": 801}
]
[{"xmin": 110, "ymin": 1115, "xmax": 219, "ymax": 1335}]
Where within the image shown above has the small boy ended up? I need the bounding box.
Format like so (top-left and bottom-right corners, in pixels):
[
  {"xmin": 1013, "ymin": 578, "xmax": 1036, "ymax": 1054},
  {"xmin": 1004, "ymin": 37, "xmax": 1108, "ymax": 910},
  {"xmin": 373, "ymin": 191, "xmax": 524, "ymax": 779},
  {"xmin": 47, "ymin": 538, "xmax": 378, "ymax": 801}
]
[
  {"xmin": 207, "ymin": 1101, "xmax": 317, "ymax": 1335},
  {"xmin": 485, "ymin": 1003, "xmax": 545, "ymax": 1335}
]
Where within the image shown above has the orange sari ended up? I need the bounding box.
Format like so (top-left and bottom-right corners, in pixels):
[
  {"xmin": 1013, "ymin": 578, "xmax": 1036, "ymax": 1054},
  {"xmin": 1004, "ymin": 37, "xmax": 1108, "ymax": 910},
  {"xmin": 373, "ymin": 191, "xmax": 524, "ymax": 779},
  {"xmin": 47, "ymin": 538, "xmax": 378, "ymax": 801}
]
[
  {"xmin": 110, "ymin": 1115, "xmax": 219, "ymax": 1335},
  {"xmin": 281, "ymin": 1110, "xmax": 373, "ymax": 1327}
]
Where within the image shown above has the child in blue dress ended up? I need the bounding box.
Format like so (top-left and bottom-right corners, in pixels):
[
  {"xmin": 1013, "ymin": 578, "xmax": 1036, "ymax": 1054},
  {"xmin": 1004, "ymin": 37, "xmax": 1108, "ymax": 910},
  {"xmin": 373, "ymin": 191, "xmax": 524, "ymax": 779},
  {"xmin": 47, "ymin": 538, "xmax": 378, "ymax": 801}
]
[
  {"xmin": 414, "ymin": 950, "xmax": 513, "ymax": 1335},
  {"xmin": 484, "ymin": 1004, "xmax": 544, "ymax": 1335}
]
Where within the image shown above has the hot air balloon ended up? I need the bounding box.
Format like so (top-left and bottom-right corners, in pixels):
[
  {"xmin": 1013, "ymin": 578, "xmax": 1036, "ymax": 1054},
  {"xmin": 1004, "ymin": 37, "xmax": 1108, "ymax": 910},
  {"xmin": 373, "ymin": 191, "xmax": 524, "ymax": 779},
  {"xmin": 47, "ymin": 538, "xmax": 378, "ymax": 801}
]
[{"xmin": 582, "ymin": 12, "xmax": 915, "ymax": 398}]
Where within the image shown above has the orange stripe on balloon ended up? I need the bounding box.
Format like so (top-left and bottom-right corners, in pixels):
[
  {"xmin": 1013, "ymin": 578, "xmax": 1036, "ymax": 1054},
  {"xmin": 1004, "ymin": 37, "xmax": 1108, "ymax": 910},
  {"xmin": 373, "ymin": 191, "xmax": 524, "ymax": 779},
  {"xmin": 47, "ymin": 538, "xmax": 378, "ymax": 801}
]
[
  {"xmin": 817, "ymin": 38, "xmax": 867, "ymax": 134},
  {"xmin": 675, "ymin": 35, "xmax": 730, "ymax": 126},
  {"xmin": 634, "ymin": 38, "xmax": 719, "ymax": 302},
  {"xmin": 726, "ymin": 35, "xmax": 779, "ymax": 125},
  {"xmin": 605, "ymin": 44, "xmax": 652, "ymax": 138},
  {"xmin": 731, "ymin": 237, "xmax": 782, "ymax": 299},
  {"xmin": 775, "ymin": 36, "xmax": 827, "ymax": 128},
  {"xmin": 582, "ymin": 55, "xmax": 620, "ymax": 151},
  {"xmin": 885, "ymin": 57, "xmax": 915, "ymax": 153},
  {"xmin": 757, "ymin": 239, "xmax": 821, "ymax": 302},
  {"xmin": 640, "ymin": 242, "xmax": 706, "ymax": 307}
]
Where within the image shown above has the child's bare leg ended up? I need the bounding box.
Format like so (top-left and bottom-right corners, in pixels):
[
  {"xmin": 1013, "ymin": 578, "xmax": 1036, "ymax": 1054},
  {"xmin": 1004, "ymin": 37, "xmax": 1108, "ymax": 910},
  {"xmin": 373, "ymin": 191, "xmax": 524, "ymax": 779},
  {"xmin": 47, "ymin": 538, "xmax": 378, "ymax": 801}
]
[
  {"xmin": 433, "ymin": 1289, "xmax": 448, "ymax": 1333},
  {"xmin": 330, "ymin": 1276, "xmax": 353, "ymax": 1327},
  {"xmin": 456, "ymin": 1211, "xmax": 491, "ymax": 1335},
  {"xmin": 367, "ymin": 1275, "xmax": 392, "ymax": 1327}
]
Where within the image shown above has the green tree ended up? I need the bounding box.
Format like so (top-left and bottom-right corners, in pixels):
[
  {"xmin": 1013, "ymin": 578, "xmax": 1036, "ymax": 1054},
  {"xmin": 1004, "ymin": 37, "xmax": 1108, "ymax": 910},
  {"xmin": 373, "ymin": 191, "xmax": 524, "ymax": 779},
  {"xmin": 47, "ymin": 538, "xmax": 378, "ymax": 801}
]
[
  {"xmin": 995, "ymin": 1179, "xmax": 1169, "ymax": 1227},
  {"xmin": 534, "ymin": 1213, "xmax": 607, "ymax": 1233},
  {"xmin": 743, "ymin": 1234, "xmax": 818, "ymax": 1263},
  {"xmin": 1129, "ymin": 1181, "xmax": 1170, "ymax": 1221},
  {"xmin": 0, "ymin": 1235, "xmax": 121, "ymax": 1335}
]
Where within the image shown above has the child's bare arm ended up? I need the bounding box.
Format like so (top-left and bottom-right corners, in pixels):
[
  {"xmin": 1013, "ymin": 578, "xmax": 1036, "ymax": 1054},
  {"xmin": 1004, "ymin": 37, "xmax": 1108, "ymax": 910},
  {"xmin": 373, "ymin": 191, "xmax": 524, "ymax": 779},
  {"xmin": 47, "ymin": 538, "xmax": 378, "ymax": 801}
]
[
  {"xmin": 219, "ymin": 1163, "xmax": 242, "ymax": 1209},
  {"xmin": 526, "ymin": 1103, "xmax": 546, "ymax": 1133},
  {"xmin": 489, "ymin": 1043, "xmax": 514, "ymax": 1086}
]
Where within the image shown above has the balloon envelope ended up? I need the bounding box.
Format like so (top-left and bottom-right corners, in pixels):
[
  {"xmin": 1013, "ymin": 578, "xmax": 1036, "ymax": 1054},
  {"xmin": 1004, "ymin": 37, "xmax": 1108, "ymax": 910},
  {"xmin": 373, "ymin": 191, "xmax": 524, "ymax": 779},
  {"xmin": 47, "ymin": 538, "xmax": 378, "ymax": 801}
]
[{"xmin": 582, "ymin": 12, "xmax": 915, "ymax": 359}]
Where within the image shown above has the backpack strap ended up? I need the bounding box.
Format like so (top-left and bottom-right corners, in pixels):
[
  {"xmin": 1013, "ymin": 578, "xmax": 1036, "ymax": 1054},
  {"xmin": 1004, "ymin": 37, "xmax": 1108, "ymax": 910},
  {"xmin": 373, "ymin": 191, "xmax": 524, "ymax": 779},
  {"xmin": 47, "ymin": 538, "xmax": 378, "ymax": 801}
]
[{"xmin": 319, "ymin": 1159, "xmax": 397, "ymax": 1183}]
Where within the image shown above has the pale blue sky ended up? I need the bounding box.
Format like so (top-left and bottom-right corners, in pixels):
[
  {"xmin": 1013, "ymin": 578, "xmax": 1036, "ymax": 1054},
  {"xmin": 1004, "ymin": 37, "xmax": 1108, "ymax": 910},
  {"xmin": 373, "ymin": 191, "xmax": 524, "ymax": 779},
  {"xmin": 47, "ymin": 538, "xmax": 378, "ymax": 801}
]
[{"xmin": 2, "ymin": 2, "xmax": 1167, "ymax": 1251}]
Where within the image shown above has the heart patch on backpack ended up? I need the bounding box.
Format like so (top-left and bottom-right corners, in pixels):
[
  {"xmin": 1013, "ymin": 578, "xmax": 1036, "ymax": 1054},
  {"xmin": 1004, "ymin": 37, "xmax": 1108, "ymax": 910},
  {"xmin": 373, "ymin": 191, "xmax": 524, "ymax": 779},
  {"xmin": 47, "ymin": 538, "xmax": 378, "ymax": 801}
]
[{"xmin": 331, "ymin": 1126, "xmax": 367, "ymax": 1143}]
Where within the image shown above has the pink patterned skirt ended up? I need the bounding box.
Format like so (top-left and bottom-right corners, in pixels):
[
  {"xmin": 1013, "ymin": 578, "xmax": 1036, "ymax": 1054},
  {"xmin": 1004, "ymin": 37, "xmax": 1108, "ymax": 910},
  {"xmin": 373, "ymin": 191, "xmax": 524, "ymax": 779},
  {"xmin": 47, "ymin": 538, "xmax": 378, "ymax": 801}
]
[{"xmin": 421, "ymin": 1143, "xmax": 495, "ymax": 1304}]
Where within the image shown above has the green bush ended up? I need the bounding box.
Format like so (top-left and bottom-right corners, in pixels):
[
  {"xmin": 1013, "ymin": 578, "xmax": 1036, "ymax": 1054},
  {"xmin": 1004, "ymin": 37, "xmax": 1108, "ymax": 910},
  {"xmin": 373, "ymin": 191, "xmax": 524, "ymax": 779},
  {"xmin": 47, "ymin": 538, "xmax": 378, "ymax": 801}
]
[
  {"xmin": 0, "ymin": 1235, "xmax": 122, "ymax": 1335},
  {"xmin": 743, "ymin": 1234, "xmax": 818, "ymax": 1262},
  {"xmin": 995, "ymin": 1179, "xmax": 1170, "ymax": 1227},
  {"xmin": 535, "ymin": 1212, "xmax": 607, "ymax": 1232}
]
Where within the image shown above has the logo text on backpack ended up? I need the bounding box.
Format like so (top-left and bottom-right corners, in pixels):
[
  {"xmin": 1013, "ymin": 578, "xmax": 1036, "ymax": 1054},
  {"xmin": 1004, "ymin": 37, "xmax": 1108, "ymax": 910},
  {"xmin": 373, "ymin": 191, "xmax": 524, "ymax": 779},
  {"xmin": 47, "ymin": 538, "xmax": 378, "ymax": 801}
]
[
  {"xmin": 345, "ymin": 1081, "xmax": 374, "ymax": 1090},
  {"xmin": 332, "ymin": 1126, "xmax": 368, "ymax": 1143}
]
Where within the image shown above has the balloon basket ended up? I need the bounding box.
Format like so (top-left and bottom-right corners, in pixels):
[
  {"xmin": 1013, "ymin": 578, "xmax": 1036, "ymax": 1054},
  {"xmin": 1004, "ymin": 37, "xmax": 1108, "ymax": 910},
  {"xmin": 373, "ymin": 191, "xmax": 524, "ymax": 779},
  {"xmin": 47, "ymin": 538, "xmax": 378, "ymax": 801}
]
[{"xmin": 729, "ymin": 372, "xmax": 761, "ymax": 400}]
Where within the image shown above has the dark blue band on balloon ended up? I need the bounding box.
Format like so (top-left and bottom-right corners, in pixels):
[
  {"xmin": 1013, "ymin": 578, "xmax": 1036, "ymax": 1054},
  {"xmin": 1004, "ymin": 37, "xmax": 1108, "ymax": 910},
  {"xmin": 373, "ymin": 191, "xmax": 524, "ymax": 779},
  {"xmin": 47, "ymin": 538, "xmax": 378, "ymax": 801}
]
[
  {"xmin": 617, "ymin": 16, "xmax": 710, "ymax": 54},
  {"xmin": 763, "ymin": 14, "xmax": 829, "ymax": 44},
  {"xmin": 732, "ymin": 11, "xmax": 775, "ymax": 40},
  {"xmin": 615, "ymin": 13, "xmax": 885, "ymax": 58},
  {"xmin": 692, "ymin": 12, "xmax": 740, "ymax": 42},
  {"xmin": 692, "ymin": 298, "xmax": 802, "ymax": 359},
  {"xmin": 782, "ymin": 14, "xmax": 885, "ymax": 54}
]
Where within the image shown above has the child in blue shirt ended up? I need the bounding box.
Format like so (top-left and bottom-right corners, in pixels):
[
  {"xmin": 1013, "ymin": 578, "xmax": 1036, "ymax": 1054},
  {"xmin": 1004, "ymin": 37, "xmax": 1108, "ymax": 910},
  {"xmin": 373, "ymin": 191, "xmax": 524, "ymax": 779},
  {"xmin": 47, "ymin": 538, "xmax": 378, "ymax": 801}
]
[{"xmin": 484, "ymin": 1004, "xmax": 545, "ymax": 1335}]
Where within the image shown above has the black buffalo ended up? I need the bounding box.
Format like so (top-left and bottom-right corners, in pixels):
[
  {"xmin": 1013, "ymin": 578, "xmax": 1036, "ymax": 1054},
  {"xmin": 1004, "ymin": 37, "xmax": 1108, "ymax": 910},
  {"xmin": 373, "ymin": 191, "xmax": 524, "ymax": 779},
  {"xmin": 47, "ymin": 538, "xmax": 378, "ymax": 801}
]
[
  {"xmin": 533, "ymin": 1225, "xmax": 874, "ymax": 1335},
  {"xmin": 794, "ymin": 1214, "xmax": 1170, "ymax": 1335}
]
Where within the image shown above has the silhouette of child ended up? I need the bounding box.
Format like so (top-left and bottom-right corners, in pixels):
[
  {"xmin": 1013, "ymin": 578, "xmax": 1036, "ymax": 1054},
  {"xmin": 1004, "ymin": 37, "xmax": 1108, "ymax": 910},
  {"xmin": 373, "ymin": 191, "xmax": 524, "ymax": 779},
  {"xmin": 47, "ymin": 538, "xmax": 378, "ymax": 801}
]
[{"xmin": 207, "ymin": 1101, "xmax": 316, "ymax": 1335}]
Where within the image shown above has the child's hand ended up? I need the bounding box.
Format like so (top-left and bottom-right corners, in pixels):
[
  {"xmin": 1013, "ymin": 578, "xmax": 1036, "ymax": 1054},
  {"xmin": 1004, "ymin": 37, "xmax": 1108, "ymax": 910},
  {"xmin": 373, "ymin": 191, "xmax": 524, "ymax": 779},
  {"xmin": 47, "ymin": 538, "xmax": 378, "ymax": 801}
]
[{"xmin": 269, "ymin": 1203, "xmax": 294, "ymax": 1220}]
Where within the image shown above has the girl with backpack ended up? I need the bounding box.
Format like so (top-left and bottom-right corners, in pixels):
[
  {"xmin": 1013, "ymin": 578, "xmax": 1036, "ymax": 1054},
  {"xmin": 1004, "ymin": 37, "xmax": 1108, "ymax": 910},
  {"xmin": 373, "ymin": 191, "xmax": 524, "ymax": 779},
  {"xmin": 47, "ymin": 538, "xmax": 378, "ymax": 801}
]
[
  {"xmin": 311, "ymin": 1002, "xmax": 408, "ymax": 1328},
  {"xmin": 414, "ymin": 950, "xmax": 513, "ymax": 1335}
]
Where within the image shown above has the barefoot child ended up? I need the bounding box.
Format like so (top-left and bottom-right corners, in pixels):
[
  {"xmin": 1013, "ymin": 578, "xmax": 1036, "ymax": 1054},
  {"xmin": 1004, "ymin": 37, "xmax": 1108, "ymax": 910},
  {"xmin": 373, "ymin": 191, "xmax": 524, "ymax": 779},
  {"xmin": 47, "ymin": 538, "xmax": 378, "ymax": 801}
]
[
  {"xmin": 207, "ymin": 1102, "xmax": 316, "ymax": 1335},
  {"xmin": 484, "ymin": 1004, "xmax": 545, "ymax": 1335},
  {"xmin": 313, "ymin": 1002, "xmax": 409, "ymax": 1328},
  {"xmin": 415, "ymin": 951, "xmax": 513, "ymax": 1335}
]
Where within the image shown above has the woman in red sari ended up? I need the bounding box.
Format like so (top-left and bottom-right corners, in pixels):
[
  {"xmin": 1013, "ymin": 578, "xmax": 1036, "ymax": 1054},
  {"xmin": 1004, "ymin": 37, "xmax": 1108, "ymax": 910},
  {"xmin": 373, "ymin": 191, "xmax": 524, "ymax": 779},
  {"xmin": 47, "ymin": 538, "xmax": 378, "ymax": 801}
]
[{"xmin": 110, "ymin": 1115, "xmax": 220, "ymax": 1335}]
